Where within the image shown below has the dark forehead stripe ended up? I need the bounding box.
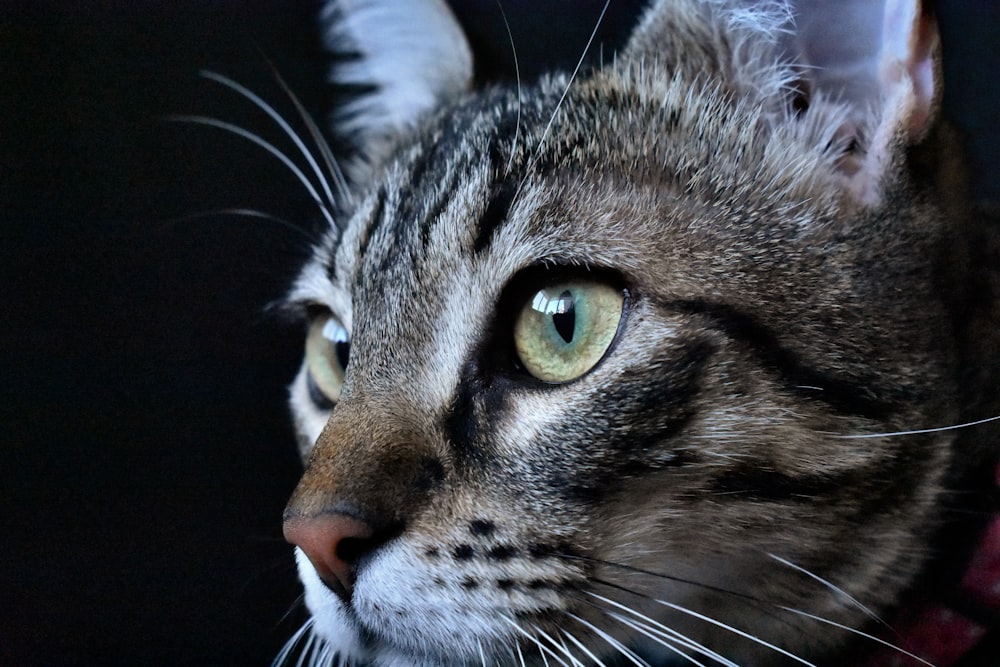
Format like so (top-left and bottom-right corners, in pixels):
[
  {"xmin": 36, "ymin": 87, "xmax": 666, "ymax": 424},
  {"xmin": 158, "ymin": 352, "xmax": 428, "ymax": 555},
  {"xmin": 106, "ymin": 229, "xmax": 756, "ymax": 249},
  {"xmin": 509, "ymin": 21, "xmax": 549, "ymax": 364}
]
[
  {"xmin": 470, "ymin": 98, "xmax": 538, "ymax": 255},
  {"xmin": 368, "ymin": 84, "xmax": 562, "ymax": 262},
  {"xmin": 400, "ymin": 146, "xmax": 460, "ymax": 251},
  {"xmin": 354, "ymin": 184, "xmax": 388, "ymax": 271},
  {"xmin": 472, "ymin": 178, "xmax": 519, "ymax": 254},
  {"xmin": 417, "ymin": 161, "xmax": 466, "ymax": 250},
  {"xmin": 665, "ymin": 299, "xmax": 895, "ymax": 420},
  {"xmin": 467, "ymin": 83, "xmax": 669, "ymax": 256},
  {"xmin": 396, "ymin": 105, "xmax": 495, "ymax": 252}
]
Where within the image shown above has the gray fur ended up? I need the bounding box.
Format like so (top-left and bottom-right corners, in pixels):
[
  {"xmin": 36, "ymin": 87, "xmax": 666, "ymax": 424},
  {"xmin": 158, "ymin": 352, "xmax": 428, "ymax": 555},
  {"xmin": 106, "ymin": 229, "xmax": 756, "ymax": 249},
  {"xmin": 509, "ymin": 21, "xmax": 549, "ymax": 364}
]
[{"xmin": 279, "ymin": 1, "xmax": 999, "ymax": 665}]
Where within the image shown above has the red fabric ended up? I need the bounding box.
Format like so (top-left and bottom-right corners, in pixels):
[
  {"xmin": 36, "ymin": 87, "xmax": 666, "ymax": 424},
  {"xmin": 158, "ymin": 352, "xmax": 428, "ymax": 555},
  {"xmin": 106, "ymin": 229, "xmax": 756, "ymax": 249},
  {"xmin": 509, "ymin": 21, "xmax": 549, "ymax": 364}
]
[
  {"xmin": 865, "ymin": 463, "xmax": 999, "ymax": 666},
  {"xmin": 962, "ymin": 516, "xmax": 1000, "ymax": 610},
  {"xmin": 869, "ymin": 607, "xmax": 986, "ymax": 667}
]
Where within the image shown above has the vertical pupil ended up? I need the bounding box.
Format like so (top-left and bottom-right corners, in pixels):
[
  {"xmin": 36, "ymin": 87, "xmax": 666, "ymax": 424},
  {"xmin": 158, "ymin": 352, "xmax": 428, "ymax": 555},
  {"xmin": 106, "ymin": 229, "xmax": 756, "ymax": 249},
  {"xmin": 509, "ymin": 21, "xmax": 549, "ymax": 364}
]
[
  {"xmin": 552, "ymin": 290, "xmax": 576, "ymax": 344},
  {"xmin": 335, "ymin": 341, "xmax": 350, "ymax": 370}
]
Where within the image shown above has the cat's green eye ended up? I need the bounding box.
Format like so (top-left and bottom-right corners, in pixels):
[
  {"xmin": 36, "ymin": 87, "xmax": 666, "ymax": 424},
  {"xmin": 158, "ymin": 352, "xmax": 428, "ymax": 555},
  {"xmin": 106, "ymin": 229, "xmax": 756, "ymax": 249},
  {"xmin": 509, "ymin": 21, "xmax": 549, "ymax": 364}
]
[
  {"xmin": 513, "ymin": 280, "xmax": 624, "ymax": 383},
  {"xmin": 305, "ymin": 313, "xmax": 350, "ymax": 407}
]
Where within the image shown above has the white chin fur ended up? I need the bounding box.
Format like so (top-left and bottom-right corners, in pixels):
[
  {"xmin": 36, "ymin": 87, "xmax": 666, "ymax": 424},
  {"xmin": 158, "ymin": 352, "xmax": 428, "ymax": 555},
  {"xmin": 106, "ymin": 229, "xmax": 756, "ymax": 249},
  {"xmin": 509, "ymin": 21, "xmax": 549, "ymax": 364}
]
[
  {"xmin": 296, "ymin": 548, "xmax": 371, "ymax": 663},
  {"xmin": 297, "ymin": 541, "xmax": 520, "ymax": 666}
]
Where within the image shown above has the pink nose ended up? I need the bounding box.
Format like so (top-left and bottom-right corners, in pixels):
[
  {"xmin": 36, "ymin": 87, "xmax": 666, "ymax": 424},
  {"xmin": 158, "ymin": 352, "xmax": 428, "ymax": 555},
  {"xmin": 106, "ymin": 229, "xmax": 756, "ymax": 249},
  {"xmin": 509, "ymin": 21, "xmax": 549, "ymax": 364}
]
[{"xmin": 283, "ymin": 513, "xmax": 375, "ymax": 596}]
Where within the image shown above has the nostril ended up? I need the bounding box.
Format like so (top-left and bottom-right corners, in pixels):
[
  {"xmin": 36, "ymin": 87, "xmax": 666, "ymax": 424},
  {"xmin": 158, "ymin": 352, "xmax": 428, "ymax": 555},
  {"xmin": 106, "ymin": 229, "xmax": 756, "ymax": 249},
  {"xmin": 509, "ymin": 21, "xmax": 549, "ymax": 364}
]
[
  {"xmin": 283, "ymin": 513, "xmax": 375, "ymax": 599},
  {"xmin": 336, "ymin": 535, "xmax": 373, "ymax": 567}
]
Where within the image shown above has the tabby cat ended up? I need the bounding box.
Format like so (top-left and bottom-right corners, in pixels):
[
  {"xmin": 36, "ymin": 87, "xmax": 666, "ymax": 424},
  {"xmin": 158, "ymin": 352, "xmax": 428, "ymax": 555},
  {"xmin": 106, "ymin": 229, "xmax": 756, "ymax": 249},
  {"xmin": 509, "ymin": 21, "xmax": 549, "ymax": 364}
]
[{"xmin": 267, "ymin": 0, "xmax": 999, "ymax": 664}]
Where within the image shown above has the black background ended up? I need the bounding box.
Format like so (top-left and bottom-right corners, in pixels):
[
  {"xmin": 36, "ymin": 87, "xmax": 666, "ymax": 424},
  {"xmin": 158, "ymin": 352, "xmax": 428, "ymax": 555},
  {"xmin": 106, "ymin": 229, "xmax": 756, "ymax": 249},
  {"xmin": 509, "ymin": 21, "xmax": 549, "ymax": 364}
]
[{"xmin": 1, "ymin": 2, "xmax": 997, "ymax": 665}]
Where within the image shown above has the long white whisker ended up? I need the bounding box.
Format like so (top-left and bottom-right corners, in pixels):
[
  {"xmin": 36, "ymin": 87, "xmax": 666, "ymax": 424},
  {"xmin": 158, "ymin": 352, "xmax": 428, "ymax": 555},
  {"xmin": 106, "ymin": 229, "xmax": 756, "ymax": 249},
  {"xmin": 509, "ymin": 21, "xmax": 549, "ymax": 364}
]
[
  {"xmin": 257, "ymin": 64, "xmax": 354, "ymax": 208},
  {"xmin": 532, "ymin": 622, "xmax": 586, "ymax": 667},
  {"xmin": 779, "ymin": 606, "xmax": 937, "ymax": 667},
  {"xmin": 652, "ymin": 597, "xmax": 817, "ymax": 666},
  {"xmin": 163, "ymin": 208, "xmax": 318, "ymax": 243},
  {"xmin": 478, "ymin": 639, "xmax": 488, "ymax": 667},
  {"xmin": 314, "ymin": 635, "xmax": 332, "ymax": 667},
  {"xmin": 559, "ymin": 626, "xmax": 609, "ymax": 667},
  {"xmin": 314, "ymin": 634, "xmax": 334, "ymax": 667},
  {"xmin": 545, "ymin": 625, "xmax": 587, "ymax": 667},
  {"xmin": 276, "ymin": 592, "xmax": 308, "ymax": 629},
  {"xmin": 200, "ymin": 71, "xmax": 340, "ymax": 213},
  {"xmin": 508, "ymin": 0, "xmax": 611, "ymax": 214},
  {"xmin": 294, "ymin": 627, "xmax": 318, "ymax": 667},
  {"xmin": 167, "ymin": 115, "xmax": 337, "ymax": 231},
  {"xmin": 584, "ymin": 591, "xmax": 736, "ymax": 666},
  {"xmin": 495, "ymin": 0, "xmax": 521, "ymax": 179},
  {"xmin": 834, "ymin": 414, "xmax": 1000, "ymax": 439},
  {"xmin": 539, "ymin": 640, "xmax": 553, "ymax": 667},
  {"xmin": 565, "ymin": 553, "xmax": 765, "ymax": 606},
  {"xmin": 515, "ymin": 638, "xmax": 528, "ymax": 667},
  {"xmin": 530, "ymin": 0, "xmax": 610, "ymax": 162},
  {"xmin": 605, "ymin": 612, "xmax": 708, "ymax": 667},
  {"xmin": 566, "ymin": 612, "xmax": 652, "ymax": 667},
  {"xmin": 501, "ymin": 617, "xmax": 572, "ymax": 667},
  {"xmin": 314, "ymin": 641, "xmax": 334, "ymax": 667},
  {"xmin": 768, "ymin": 553, "xmax": 884, "ymax": 625},
  {"xmin": 271, "ymin": 617, "xmax": 315, "ymax": 667}
]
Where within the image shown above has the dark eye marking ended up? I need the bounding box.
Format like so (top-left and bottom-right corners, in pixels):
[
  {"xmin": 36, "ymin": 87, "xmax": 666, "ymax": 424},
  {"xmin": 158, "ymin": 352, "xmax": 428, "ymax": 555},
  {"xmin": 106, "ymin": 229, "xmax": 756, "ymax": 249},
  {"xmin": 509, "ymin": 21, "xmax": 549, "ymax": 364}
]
[{"xmin": 665, "ymin": 299, "xmax": 895, "ymax": 420}]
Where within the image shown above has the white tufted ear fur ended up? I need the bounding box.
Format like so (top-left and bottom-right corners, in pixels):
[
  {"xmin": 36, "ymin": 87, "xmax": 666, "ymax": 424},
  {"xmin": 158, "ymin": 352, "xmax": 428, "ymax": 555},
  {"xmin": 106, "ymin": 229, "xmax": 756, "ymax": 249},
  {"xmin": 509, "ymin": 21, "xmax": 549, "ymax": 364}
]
[
  {"xmin": 321, "ymin": 0, "xmax": 473, "ymax": 170},
  {"xmin": 627, "ymin": 0, "xmax": 940, "ymax": 207},
  {"xmin": 786, "ymin": 0, "xmax": 940, "ymax": 204}
]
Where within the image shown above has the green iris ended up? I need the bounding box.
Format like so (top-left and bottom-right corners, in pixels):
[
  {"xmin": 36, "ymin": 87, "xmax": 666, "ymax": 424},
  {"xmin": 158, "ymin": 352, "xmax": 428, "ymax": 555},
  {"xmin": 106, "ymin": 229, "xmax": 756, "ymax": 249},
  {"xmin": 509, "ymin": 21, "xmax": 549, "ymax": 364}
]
[
  {"xmin": 305, "ymin": 313, "xmax": 350, "ymax": 404},
  {"xmin": 514, "ymin": 280, "xmax": 624, "ymax": 383}
]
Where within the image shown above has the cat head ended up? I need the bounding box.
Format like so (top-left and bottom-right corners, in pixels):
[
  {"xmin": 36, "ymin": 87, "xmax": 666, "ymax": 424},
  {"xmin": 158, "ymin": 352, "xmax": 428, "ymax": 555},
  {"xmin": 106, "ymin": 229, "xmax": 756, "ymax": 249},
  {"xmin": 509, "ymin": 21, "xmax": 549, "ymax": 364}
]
[{"xmin": 280, "ymin": 1, "xmax": 975, "ymax": 665}]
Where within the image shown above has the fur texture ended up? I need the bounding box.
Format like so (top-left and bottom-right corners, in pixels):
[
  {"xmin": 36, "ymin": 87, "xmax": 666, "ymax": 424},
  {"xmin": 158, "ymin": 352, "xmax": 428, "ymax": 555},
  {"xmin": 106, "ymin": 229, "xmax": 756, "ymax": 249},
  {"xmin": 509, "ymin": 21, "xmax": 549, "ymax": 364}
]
[{"xmin": 274, "ymin": 1, "xmax": 999, "ymax": 664}]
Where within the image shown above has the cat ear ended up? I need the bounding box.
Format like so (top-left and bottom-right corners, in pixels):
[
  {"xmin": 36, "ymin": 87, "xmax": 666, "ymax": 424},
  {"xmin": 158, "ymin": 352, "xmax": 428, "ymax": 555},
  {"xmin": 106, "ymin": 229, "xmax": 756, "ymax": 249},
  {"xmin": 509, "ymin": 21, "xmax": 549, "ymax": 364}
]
[
  {"xmin": 786, "ymin": 0, "xmax": 940, "ymax": 205},
  {"xmin": 625, "ymin": 0, "xmax": 940, "ymax": 207},
  {"xmin": 321, "ymin": 0, "xmax": 473, "ymax": 170}
]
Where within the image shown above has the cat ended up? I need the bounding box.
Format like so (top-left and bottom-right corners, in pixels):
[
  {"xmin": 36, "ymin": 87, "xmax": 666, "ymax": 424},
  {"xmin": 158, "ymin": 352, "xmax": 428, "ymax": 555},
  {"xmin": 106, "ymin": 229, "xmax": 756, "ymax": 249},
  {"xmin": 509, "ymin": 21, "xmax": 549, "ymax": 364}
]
[{"xmin": 263, "ymin": 0, "xmax": 1000, "ymax": 665}]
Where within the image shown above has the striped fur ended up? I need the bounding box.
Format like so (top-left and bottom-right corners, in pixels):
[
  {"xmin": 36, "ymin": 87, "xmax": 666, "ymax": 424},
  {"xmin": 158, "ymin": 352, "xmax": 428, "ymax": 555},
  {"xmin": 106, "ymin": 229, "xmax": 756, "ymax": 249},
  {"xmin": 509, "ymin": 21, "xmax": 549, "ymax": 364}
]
[{"xmin": 278, "ymin": 1, "xmax": 999, "ymax": 665}]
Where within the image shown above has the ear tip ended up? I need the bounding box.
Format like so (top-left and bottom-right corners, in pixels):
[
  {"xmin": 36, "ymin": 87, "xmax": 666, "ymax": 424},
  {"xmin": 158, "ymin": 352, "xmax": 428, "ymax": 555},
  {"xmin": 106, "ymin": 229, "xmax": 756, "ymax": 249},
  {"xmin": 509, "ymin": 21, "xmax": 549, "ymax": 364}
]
[
  {"xmin": 906, "ymin": 8, "xmax": 942, "ymax": 140},
  {"xmin": 878, "ymin": 0, "xmax": 941, "ymax": 142},
  {"xmin": 323, "ymin": 0, "xmax": 473, "ymax": 149},
  {"xmin": 909, "ymin": 5, "xmax": 941, "ymax": 130}
]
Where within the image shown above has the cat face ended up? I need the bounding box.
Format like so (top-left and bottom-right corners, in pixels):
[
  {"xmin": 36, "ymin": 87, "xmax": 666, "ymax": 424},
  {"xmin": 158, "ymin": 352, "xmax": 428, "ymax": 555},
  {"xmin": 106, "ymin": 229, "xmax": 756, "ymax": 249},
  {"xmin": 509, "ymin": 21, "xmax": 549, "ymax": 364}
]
[{"xmin": 277, "ymin": 1, "xmax": 987, "ymax": 665}]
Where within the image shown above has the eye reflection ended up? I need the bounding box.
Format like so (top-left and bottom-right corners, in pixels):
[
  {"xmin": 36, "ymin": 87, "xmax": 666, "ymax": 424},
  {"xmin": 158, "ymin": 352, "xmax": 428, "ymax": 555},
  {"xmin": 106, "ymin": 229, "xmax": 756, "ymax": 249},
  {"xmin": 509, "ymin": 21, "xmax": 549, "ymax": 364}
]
[
  {"xmin": 305, "ymin": 312, "xmax": 350, "ymax": 408},
  {"xmin": 514, "ymin": 280, "xmax": 624, "ymax": 383}
]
